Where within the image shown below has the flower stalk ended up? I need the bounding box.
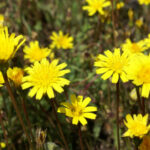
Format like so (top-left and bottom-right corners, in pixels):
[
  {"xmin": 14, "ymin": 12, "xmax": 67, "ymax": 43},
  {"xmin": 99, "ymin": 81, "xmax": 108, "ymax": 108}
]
[
  {"xmin": 116, "ymin": 81, "xmax": 120, "ymax": 150},
  {"xmin": 50, "ymin": 99, "xmax": 69, "ymax": 150},
  {"xmin": 78, "ymin": 125, "xmax": 84, "ymax": 150},
  {"xmin": 3, "ymin": 74, "xmax": 33, "ymax": 150}
]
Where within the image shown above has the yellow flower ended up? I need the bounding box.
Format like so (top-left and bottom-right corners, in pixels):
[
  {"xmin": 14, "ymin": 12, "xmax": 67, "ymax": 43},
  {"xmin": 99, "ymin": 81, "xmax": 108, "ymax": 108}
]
[
  {"xmin": 135, "ymin": 18, "xmax": 143, "ymax": 28},
  {"xmin": 94, "ymin": 48, "xmax": 129, "ymax": 83},
  {"xmin": 22, "ymin": 58, "xmax": 70, "ymax": 100},
  {"xmin": 128, "ymin": 9, "xmax": 133, "ymax": 21},
  {"xmin": 0, "ymin": 142, "xmax": 6, "ymax": 148},
  {"xmin": 139, "ymin": 136, "xmax": 150, "ymax": 150},
  {"xmin": 82, "ymin": 0, "xmax": 111, "ymax": 16},
  {"xmin": 7, "ymin": 67, "xmax": 24, "ymax": 87},
  {"xmin": 0, "ymin": 26, "xmax": 25, "ymax": 63},
  {"xmin": 58, "ymin": 94, "xmax": 97, "ymax": 126},
  {"xmin": 121, "ymin": 38, "xmax": 149, "ymax": 56},
  {"xmin": 23, "ymin": 41, "xmax": 52, "ymax": 62},
  {"xmin": 0, "ymin": 14, "xmax": 4, "ymax": 27},
  {"xmin": 123, "ymin": 114, "xmax": 150, "ymax": 138},
  {"xmin": 127, "ymin": 55, "xmax": 150, "ymax": 98},
  {"xmin": 0, "ymin": 71, "xmax": 4, "ymax": 87},
  {"xmin": 50, "ymin": 31, "xmax": 73, "ymax": 50},
  {"xmin": 116, "ymin": 2, "xmax": 125, "ymax": 10},
  {"xmin": 138, "ymin": 0, "xmax": 150, "ymax": 5}
]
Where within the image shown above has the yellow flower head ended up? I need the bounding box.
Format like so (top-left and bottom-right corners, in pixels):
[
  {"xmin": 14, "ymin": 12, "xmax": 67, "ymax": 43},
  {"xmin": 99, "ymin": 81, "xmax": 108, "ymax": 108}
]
[
  {"xmin": 7, "ymin": 67, "xmax": 24, "ymax": 87},
  {"xmin": 50, "ymin": 31, "xmax": 73, "ymax": 50},
  {"xmin": 22, "ymin": 58, "xmax": 70, "ymax": 100},
  {"xmin": 0, "ymin": 14, "xmax": 4, "ymax": 27},
  {"xmin": 128, "ymin": 9, "xmax": 133, "ymax": 21},
  {"xmin": 138, "ymin": 0, "xmax": 150, "ymax": 5},
  {"xmin": 82, "ymin": 0, "xmax": 111, "ymax": 16},
  {"xmin": 139, "ymin": 136, "xmax": 150, "ymax": 150},
  {"xmin": 0, "ymin": 142, "xmax": 6, "ymax": 148},
  {"xmin": 0, "ymin": 26, "xmax": 25, "ymax": 63},
  {"xmin": 121, "ymin": 38, "xmax": 149, "ymax": 56},
  {"xmin": 135, "ymin": 18, "xmax": 143, "ymax": 28},
  {"xmin": 58, "ymin": 94, "xmax": 97, "ymax": 126},
  {"xmin": 94, "ymin": 48, "xmax": 129, "ymax": 83},
  {"xmin": 127, "ymin": 54, "xmax": 150, "ymax": 98},
  {"xmin": 0, "ymin": 71, "xmax": 4, "ymax": 87},
  {"xmin": 116, "ymin": 2, "xmax": 125, "ymax": 10},
  {"xmin": 23, "ymin": 41, "xmax": 52, "ymax": 62},
  {"xmin": 123, "ymin": 114, "xmax": 150, "ymax": 138}
]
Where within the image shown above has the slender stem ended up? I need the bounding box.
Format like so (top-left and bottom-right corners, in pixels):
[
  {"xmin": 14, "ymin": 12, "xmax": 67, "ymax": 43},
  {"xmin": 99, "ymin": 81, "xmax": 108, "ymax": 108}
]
[
  {"xmin": 111, "ymin": 0, "xmax": 116, "ymax": 46},
  {"xmin": 21, "ymin": 97, "xmax": 34, "ymax": 140},
  {"xmin": 50, "ymin": 99, "xmax": 69, "ymax": 150},
  {"xmin": 0, "ymin": 112, "xmax": 9, "ymax": 150},
  {"xmin": 142, "ymin": 97, "xmax": 145, "ymax": 115},
  {"xmin": 116, "ymin": 81, "xmax": 120, "ymax": 150},
  {"xmin": 78, "ymin": 125, "xmax": 84, "ymax": 150},
  {"xmin": 3, "ymin": 74, "xmax": 33, "ymax": 150},
  {"xmin": 136, "ymin": 87, "xmax": 143, "ymax": 115}
]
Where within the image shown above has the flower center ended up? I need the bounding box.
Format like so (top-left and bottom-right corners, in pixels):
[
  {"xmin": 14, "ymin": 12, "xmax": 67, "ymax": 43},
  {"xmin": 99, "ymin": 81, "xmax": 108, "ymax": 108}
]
[
  {"xmin": 131, "ymin": 43, "xmax": 141, "ymax": 53},
  {"xmin": 71, "ymin": 106, "xmax": 83, "ymax": 116},
  {"xmin": 108, "ymin": 56, "xmax": 126, "ymax": 73},
  {"xmin": 92, "ymin": 1, "xmax": 102, "ymax": 10},
  {"xmin": 57, "ymin": 36, "xmax": 67, "ymax": 46},
  {"xmin": 130, "ymin": 122, "xmax": 148, "ymax": 136},
  {"xmin": 31, "ymin": 65, "xmax": 59, "ymax": 88}
]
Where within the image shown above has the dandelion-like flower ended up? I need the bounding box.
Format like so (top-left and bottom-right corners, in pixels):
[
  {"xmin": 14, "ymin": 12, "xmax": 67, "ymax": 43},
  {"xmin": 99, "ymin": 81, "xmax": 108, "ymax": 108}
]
[
  {"xmin": 121, "ymin": 39, "xmax": 149, "ymax": 56},
  {"xmin": 123, "ymin": 114, "xmax": 150, "ymax": 138},
  {"xmin": 0, "ymin": 71, "xmax": 4, "ymax": 87},
  {"xmin": 22, "ymin": 58, "xmax": 70, "ymax": 100},
  {"xmin": 138, "ymin": 0, "xmax": 150, "ymax": 5},
  {"xmin": 127, "ymin": 54, "xmax": 150, "ymax": 98},
  {"xmin": 94, "ymin": 48, "xmax": 129, "ymax": 83},
  {"xmin": 82, "ymin": 0, "xmax": 111, "ymax": 16},
  {"xmin": 0, "ymin": 26, "xmax": 25, "ymax": 63},
  {"xmin": 50, "ymin": 31, "xmax": 73, "ymax": 50},
  {"xmin": 23, "ymin": 41, "xmax": 53, "ymax": 62},
  {"xmin": 58, "ymin": 94, "xmax": 97, "ymax": 126},
  {"xmin": 7, "ymin": 67, "xmax": 24, "ymax": 87},
  {"xmin": 139, "ymin": 136, "xmax": 150, "ymax": 150}
]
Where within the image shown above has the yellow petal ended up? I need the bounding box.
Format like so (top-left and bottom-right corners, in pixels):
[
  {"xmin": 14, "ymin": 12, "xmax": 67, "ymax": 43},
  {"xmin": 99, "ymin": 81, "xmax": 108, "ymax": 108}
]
[
  {"xmin": 82, "ymin": 97, "xmax": 91, "ymax": 107},
  {"xmin": 111, "ymin": 73, "xmax": 119, "ymax": 83},
  {"xmin": 83, "ymin": 113, "xmax": 96, "ymax": 119},
  {"xmin": 79, "ymin": 116, "xmax": 87, "ymax": 126},
  {"xmin": 83, "ymin": 106, "xmax": 97, "ymax": 112}
]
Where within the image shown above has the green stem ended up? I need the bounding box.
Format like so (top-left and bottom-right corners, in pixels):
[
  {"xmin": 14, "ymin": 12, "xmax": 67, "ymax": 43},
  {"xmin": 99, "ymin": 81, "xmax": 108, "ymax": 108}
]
[
  {"xmin": 3, "ymin": 74, "xmax": 33, "ymax": 150},
  {"xmin": 116, "ymin": 81, "xmax": 120, "ymax": 150}
]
